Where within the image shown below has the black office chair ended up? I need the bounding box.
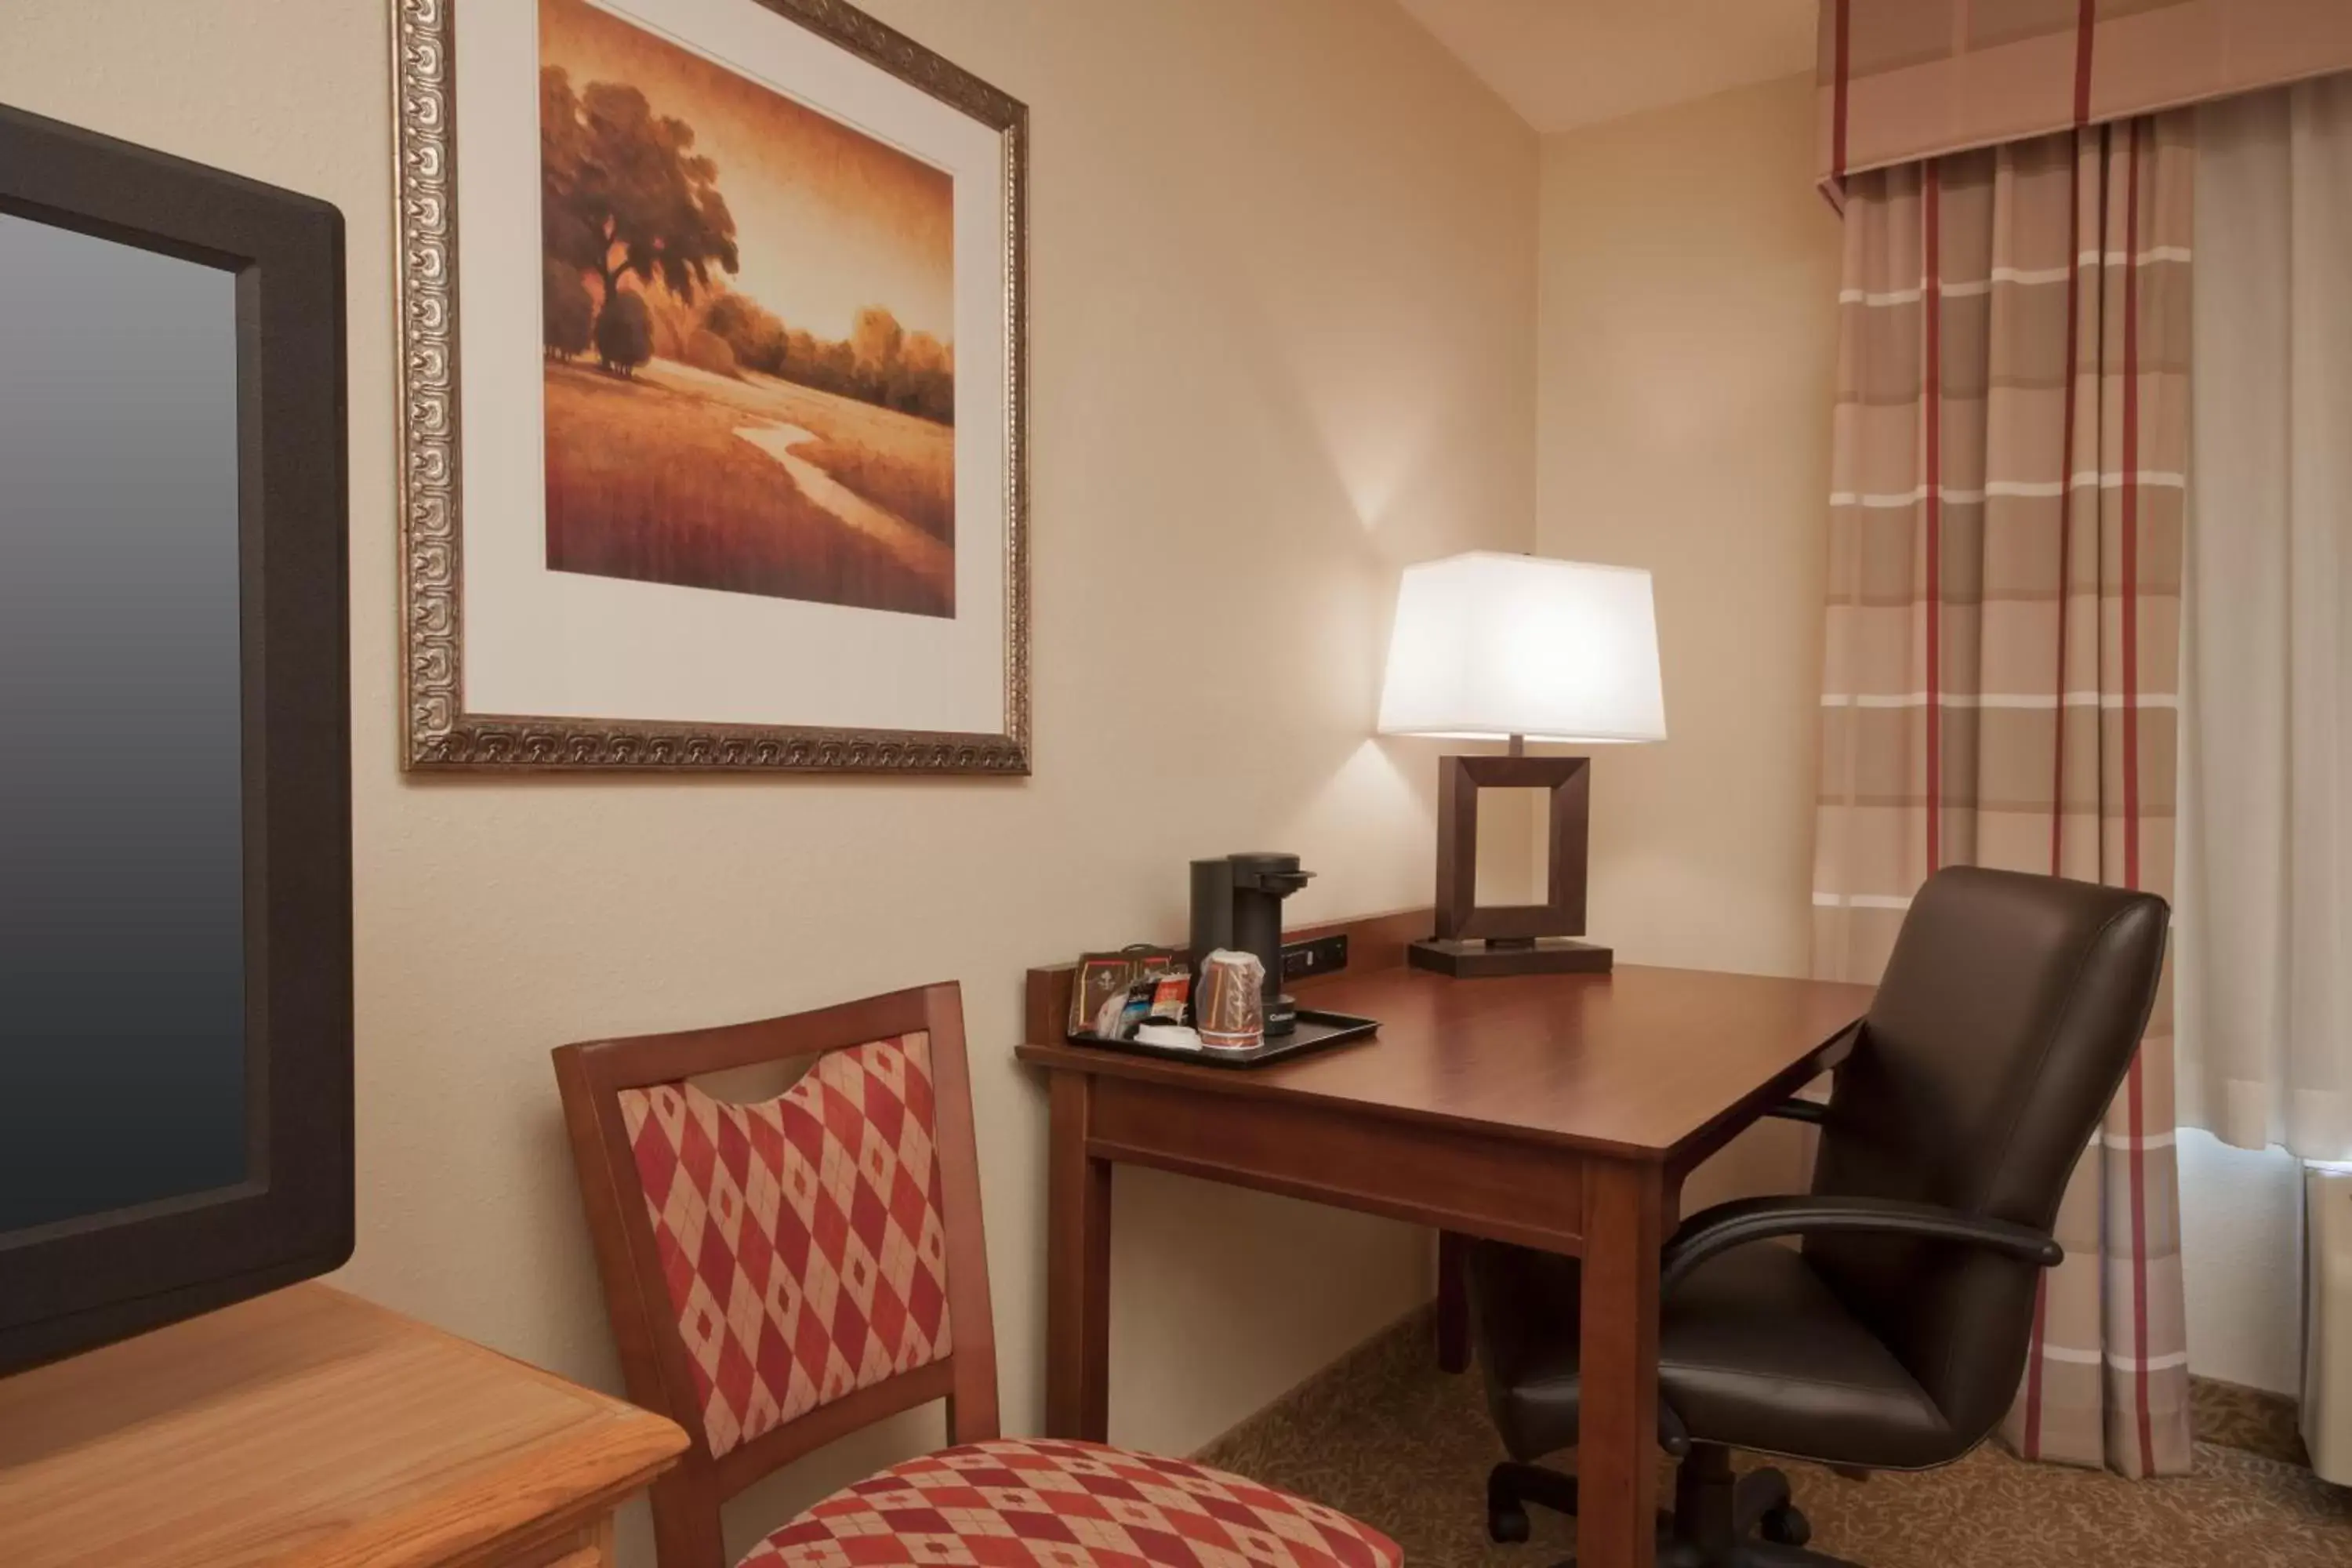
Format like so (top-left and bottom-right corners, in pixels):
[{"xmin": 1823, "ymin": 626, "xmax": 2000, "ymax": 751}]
[{"xmin": 1467, "ymin": 866, "xmax": 2169, "ymax": 1567}]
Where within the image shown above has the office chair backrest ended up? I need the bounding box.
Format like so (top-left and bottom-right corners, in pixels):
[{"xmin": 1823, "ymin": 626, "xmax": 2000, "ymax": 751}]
[{"xmin": 1808, "ymin": 866, "xmax": 2168, "ymax": 1446}]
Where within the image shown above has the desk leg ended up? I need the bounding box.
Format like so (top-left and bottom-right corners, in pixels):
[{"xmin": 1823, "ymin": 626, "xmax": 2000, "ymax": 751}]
[
  {"xmin": 1577, "ymin": 1160, "xmax": 1664, "ymax": 1568},
  {"xmin": 1435, "ymin": 1230, "xmax": 1472, "ymax": 1374},
  {"xmin": 1046, "ymin": 1070, "xmax": 1112, "ymax": 1441}
]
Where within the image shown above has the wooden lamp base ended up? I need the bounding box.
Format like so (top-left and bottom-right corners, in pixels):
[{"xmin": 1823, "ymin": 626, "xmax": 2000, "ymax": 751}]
[
  {"xmin": 1426, "ymin": 749, "xmax": 1612, "ymax": 978},
  {"xmin": 1409, "ymin": 935, "xmax": 1613, "ymax": 978}
]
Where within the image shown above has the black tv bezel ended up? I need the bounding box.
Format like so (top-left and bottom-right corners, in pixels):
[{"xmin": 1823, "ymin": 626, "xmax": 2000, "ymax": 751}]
[{"xmin": 0, "ymin": 103, "xmax": 352, "ymax": 1374}]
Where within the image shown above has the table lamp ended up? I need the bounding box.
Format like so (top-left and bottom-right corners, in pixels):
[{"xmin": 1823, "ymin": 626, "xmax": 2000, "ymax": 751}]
[{"xmin": 1377, "ymin": 551, "xmax": 1665, "ymax": 977}]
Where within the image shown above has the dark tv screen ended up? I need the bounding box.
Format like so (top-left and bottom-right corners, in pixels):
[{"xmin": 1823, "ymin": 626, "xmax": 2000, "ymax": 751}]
[
  {"xmin": 0, "ymin": 212, "xmax": 251, "ymax": 1235},
  {"xmin": 0, "ymin": 97, "xmax": 348, "ymax": 1379}
]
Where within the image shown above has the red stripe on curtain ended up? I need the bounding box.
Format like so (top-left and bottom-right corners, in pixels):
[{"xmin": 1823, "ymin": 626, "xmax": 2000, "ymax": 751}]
[
  {"xmin": 2120, "ymin": 115, "xmax": 2155, "ymax": 1479},
  {"xmin": 1833, "ymin": 0, "xmax": 1851, "ymax": 180},
  {"xmin": 2052, "ymin": 137, "xmax": 2082, "ymax": 879},
  {"xmin": 1923, "ymin": 161, "xmax": 1943, "ymax": 875},
  {"xmin": 2073, "ymin": 0, "xmax": 2098, "ymax": 127},
  {"xmin": 2051, "ymin": 145, "xmax": 2089, "ymax": 869},
  {"xmin": 2121, "ymin": 182, "xmax": 2143, "ymax": 887}
]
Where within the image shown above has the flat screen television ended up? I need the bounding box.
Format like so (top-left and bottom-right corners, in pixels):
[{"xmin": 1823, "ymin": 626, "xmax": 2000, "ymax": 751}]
[{"xmin": 0, "ymin": 103, "xmax": 351, "ymax": 1374}]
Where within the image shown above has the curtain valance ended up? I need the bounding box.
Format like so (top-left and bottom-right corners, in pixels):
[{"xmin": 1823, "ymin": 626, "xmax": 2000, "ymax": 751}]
[{"xmin": 1817, "ymin": 0, "xmax": 2352, "ymax": 192}]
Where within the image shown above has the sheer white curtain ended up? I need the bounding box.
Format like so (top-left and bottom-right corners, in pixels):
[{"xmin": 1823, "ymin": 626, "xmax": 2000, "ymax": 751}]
[{"xmin": 2178, "ymin": 74, "xmax": 2352, "ymax": 1163}]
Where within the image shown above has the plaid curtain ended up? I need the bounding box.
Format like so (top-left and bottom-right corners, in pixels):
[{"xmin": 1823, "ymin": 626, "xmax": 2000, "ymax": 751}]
[{"xmin": 1812, "ymin": 113, "xmax": 2194, "ymax": 1478}]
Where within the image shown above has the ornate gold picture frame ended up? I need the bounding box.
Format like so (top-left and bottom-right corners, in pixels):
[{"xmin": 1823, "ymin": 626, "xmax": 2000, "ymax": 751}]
[{"xmin": 392, "ymin": 0, "xmax": 1028, "ymax": 771}]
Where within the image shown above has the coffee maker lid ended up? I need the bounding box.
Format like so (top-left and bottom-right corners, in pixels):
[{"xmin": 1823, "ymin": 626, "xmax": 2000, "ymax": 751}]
[
  {"xmin": 1229, "ymin": 852, "xmax": 1303, "ymax": 873},
  {"xmin": 1227, "ymin": 852, "xmax": 1313, "ymax": 892}
]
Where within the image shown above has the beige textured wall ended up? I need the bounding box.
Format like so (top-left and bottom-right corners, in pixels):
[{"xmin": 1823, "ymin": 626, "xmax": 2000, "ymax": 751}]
[
  {"xmin": 1535, "ymin": 74, "xmax": 1843, "ymax": 1208},
  {"xmin": 0, "ymin": 2, "xmax": 1535, "ymax": 1559}
]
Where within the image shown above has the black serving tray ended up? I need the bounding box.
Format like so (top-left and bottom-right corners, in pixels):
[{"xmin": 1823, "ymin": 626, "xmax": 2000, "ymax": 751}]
[{"xmin": 1067, "ymin": 1007, "xmax": 1379, "ymax": 1069}]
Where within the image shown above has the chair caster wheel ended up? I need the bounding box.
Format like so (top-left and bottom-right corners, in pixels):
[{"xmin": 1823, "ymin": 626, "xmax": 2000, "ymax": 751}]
[
  {"xmin": 1759, "ymin": 1504, "xmax": 1811, "ymax": 1548},
  {"xmin": 1487, "ymin": 1501, "xmax": 1530, "ymax": 1544}
]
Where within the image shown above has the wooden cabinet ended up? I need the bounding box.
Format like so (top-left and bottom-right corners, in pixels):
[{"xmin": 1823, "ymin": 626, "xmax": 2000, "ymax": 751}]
[{"xmin": 0, "ymin": 1283, "xmax": 688, "ymax": 1566}]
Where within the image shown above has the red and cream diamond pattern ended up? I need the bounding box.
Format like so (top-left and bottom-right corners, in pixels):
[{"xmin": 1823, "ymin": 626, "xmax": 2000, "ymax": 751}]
[
  {"xmin": 741, "ymin": 1439, "xmax": 1404, "ymax": 1568},
  {"xmin": 619, "ymin": 1032, "xmax": 953, "ymax": 1458}
]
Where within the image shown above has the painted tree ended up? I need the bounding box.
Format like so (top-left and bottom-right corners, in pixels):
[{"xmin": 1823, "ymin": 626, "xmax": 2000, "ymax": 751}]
[
  {"xmin": 539, "ymin": 66, "xmax": 739, "ymax": 365},
  {"xmin": 898, "ymin": 330, "xmax": 955, "ymax": 424},
  {"xmin": 849, "ymin": 306, "xmax": 905, "ymax": 381},
  {"xmin": 594, "ymin": 290, "xmax": 652, "ymax": 376},
  {"xmin": 542, "ymin": 258, "xmax": 593, "ymax": 359},
  {"xmin": 703, "ymin": 292, "xmax": 789, "ymax": 376}
]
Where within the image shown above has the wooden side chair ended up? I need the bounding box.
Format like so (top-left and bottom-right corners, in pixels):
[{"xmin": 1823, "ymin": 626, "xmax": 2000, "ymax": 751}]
[{"xmin": 553, "ymin": 982, "xmax": 1403, "ymax": 1568}]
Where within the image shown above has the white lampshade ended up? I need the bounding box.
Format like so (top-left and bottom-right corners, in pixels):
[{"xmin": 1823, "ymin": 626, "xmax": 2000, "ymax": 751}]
[{"xmin": 1377, "ymin": 552, "xmax": 1666, "ymax": 743}]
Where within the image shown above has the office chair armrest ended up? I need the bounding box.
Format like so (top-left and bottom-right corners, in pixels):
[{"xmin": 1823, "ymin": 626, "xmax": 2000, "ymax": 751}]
[
  {"xmin": 1659, "ymin": 1195, "xmax": 2063, "ymax": 1294},
  {"xmin": 1762, "ymin": 1098, "xmax": 1828, "ymax": 1124}
]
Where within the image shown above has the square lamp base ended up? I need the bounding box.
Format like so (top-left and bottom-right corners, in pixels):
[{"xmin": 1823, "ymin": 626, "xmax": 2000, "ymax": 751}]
[{"xmin": 1407, "ymin": 937, "xmax": 1613, "ymax": 978}]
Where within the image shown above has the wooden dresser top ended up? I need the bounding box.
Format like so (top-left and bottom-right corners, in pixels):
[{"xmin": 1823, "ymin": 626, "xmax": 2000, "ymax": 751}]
[{"xmin": 0, "ymin": 1283, "xmax": 687, "ymax": 1567}]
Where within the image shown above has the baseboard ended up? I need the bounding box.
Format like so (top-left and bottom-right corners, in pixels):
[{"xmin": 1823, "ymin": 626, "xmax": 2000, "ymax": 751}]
[{"xmin": 1189, "ymin": 1301, "xmax": 2310, "ymax": 1472}]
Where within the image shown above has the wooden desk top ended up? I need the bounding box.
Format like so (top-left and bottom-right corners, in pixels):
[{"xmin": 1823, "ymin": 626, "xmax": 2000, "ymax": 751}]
[
  {"xmin": 0, "ymin": 1283, "xmax": 688, "ymax": 1567},
  {"xmin": 1018, "ymin": 954, "xmax": 1872, "ymax": 1163}
]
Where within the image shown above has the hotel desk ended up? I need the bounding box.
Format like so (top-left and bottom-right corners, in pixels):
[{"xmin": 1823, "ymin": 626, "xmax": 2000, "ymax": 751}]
[{"xmin": 1018, "ymin": 913, "xmax": 1871, "ymax": 1568}]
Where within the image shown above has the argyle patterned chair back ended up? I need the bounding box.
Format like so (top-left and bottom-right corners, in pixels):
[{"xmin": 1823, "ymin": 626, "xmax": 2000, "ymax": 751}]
[
  {"xmin": 615, "ymin": 1032, "xmax": 955, "ymax": 1459},
  {"xmin": 556, "ymin": 982, "xmax": 1005, "ymax": 1568}
]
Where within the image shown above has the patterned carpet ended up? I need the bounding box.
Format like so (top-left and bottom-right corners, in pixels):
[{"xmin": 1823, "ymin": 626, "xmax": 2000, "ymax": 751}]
[{"xmin": 1196, "ymin": 1310, "xmax": 2352, "ymax": 1568}]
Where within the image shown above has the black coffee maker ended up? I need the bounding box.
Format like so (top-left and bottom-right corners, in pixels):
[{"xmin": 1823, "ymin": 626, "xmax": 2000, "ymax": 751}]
[{"xmin": 1189, "ymin": 853, "xmax": 1314, "ymax": 1036}]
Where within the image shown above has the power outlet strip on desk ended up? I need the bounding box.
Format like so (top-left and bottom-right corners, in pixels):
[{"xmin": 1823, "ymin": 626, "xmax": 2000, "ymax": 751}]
[{"xmin": 1281, "ymin": 933, "xmax": 1348, "ymax": 981}]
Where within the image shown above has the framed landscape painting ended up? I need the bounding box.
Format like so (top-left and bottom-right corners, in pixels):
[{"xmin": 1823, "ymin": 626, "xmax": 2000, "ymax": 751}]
[{"xmin": 394, "ymin": 0, "xmax": 1027, "ymax": 771}]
